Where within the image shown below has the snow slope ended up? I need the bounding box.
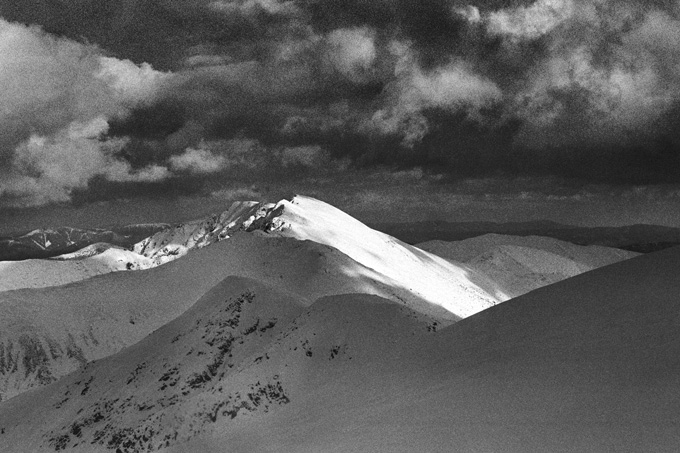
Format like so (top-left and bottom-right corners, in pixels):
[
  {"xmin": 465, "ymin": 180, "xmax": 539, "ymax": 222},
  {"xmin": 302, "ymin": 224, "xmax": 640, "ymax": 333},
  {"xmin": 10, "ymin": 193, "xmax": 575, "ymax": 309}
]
[
  {"xmin": 0, "ymin": 202, "xmax": 493, "ymax": 402},
  {"xmin": 2, "ymin": 247, "xmax": 679, "ymax": 452},
  {"xmin": 0, "ymin": 277, "xmax": 439, "ymax": 452},
  {"xmin": 419, "ymin": 234, "xmax": 638, "ymax": 298},
  {"xmin": 130, "ymin": 195, "xmax": 502, "ymax": 319},
  {"xmin": 0, "ymin": 246, "xmax": 154, "ymax": 292},
  {"xmin": 0, "ymin": 196, "xmax": 641, "ymax": 402},
  {"xmin": 0, "ymin": 201, "xmax": 276, "ymax": 293},
  {"xmin": 260, "ymin": 196, "xmax": 498, "ymax": 318},
  {"xmin": 2, "ymin": 199, "xmax": 635, "ymax": 300}
]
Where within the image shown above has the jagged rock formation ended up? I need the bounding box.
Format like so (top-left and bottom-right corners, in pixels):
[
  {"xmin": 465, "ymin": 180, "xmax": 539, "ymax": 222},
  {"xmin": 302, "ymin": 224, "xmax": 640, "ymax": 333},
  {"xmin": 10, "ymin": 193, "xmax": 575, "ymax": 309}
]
[{"xmin": 132, "ymin": 202, "xmax": 272, "ymax": 267}]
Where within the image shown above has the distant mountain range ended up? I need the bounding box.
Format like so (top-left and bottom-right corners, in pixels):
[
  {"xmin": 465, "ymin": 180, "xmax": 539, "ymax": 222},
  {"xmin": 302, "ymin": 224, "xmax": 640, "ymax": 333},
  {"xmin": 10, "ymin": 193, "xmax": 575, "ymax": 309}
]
[
  {"xmin": 0, "ymin": 224, "xmax": 171, "ymax": 261},
  {"xmin": 0, "ymin": 196, "xmax": 676, "ymax": 452},
  {"xmin": 373, "ymin": 220, "xmax": 680, "ymax": 253},
  {"xmin": 3, "ymin": 215, "xmax": 677, "ymax": 263},
  {"xmin": 419, "ymin": 234, "xmax": 638, "ymax": 299}
]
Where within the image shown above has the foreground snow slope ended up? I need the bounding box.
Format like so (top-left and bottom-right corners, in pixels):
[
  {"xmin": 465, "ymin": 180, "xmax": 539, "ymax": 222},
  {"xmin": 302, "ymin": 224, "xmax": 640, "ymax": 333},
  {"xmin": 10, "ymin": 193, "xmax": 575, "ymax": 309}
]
[
  {"xmin": 235, "ymin": 245, "xmax": 680, "ymax": 453},
  {"xmin": 1, "ymin": 246, "xmax": 679, "ymax": 452},
  {"xmin": 0, "ymin": 278, "xmax": 438, "ymax": 452},
  {"xmin": 420, "ymin": 234, "xmax": 638, "ymax": 298}
]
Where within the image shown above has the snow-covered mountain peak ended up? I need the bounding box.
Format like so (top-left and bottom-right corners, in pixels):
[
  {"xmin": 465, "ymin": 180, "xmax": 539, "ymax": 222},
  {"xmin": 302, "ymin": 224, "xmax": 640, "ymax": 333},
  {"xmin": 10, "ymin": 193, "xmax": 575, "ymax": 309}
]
[{"xmin": 251, "ymin": 196, "xmax": 499, "ymax": 318}]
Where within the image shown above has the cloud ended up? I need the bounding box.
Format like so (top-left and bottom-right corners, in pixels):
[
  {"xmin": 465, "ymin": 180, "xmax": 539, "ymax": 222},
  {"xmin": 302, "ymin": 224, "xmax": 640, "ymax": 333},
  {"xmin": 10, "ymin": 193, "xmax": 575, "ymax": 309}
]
[
  {"xmin": 96, "ymin": 57, "xmax": 170, "ymax": 106},
  {"xmin": 208, "ymin": 0, "xmax": 299, "ymax": 17},
  {"xmin": 169, "ymin": 147, "xmax": 227, "ymax": 173},
  {"xmin": 210, "ymin": 186, "xmax": 263, "ymax": 200},
  {"xmin": 486, "ymin": 0, "xmax": 575, "ymax": 40},
  {"xmin": 510, "ymin": 4, "xmax": 680, "ymax": 150},
  {"xmin": 369, "ymin": 41, "xmax": 502, "ymax": 146},
  {"xmin": 3, "ymin": 0, "xmax": 680, "ymax": 210},
  {"xmin": 105, "ymin": 163, "xmax": 171, "ymax": 183},
  {"xmin": 279, "ymin": 145, "xmax": 331, "ymax": 167},
  {"xmin": 2, "ymin": 118, "xmax": 171, "ymax": 207},
  {"xmin": 0, "ymin": 19, "xmax": 171, "ymax": 207},
  {"xmin": 325, "ymin": 27, "xmax": 378, "ymax": 83}
]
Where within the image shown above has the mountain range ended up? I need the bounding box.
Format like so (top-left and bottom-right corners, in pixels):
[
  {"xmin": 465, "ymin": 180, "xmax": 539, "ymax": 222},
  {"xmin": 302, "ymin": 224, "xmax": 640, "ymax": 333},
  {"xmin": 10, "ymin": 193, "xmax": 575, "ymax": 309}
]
[
  {"xmin": 1, "ymin": 234, "xmax": 678, "ymax": 452},
  {"xmin": 419, "ymin": 234, "xmax": 638, "ymax": 298},
  {"xmin": 375, "ymin": 220, "xmax": 680, "ymax": 252},
  {"xmin": 0, "ymin": 225, "xmax": 170, "ymax": 262},
  {"xmin": 0, "ymin": 195, "xmax": 675, "ymax": 452}
]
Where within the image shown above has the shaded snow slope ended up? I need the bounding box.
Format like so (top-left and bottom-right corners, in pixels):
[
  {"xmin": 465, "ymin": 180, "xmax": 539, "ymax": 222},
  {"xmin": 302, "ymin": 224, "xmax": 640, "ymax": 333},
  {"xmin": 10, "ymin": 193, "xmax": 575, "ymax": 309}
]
[
  {"xmin": 0, "ymin": 278, "xmax": 438, "ymax": 452},
  {"xmin": 2, "ymin": 247, "xmax": 680, "ymax": 452},
  {"xmin": 0, "ymin": 247, "xmax": 154, "ymax": 292},
  {"xmin": 419, "ymin": 234, "xmax": 638, "ymax": 298}
]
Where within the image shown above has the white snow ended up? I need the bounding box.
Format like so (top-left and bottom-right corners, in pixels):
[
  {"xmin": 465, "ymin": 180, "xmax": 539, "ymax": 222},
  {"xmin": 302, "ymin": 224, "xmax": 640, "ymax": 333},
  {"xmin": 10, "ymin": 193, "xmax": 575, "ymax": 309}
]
[
  {"xmin": 419, "ymin": 233, "xmax": 638, "ymax": 299},
  {"xmin": 262, "ymin": 196, "xmax": 500, "ymax": 318},
  {"xmin": 1, "ymin": 247, "xmax": 678, "ymax": 452},
  {"xmin": 0, "ymin": 195, "xmax": 643, "ymax": 405},
  {"xmin": 0, "ymin": 247, "xmax": 153, "ymax": 292}
]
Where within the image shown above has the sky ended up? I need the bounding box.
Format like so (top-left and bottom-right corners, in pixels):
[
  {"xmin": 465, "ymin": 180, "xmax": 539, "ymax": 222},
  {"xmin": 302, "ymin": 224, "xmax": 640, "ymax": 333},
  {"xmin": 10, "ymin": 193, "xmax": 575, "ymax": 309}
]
[{"xmin": 1, "ymin": 0, "xmax": 680, "ymax": 233}]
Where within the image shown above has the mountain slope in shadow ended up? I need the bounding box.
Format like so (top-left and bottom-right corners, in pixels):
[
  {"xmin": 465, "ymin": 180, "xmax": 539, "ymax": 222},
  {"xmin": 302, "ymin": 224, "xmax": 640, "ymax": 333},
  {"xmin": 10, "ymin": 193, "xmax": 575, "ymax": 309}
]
[{"xmin": 2, "ymin": 247, "xmax": 680, "ymax": 452}]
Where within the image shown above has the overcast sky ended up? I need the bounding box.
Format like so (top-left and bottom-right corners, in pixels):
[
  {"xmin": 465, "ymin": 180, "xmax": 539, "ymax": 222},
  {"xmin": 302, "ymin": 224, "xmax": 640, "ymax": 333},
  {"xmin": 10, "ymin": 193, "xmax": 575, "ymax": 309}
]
[{"xmin": 1, "ymin": 0, "xmax": 680, "ymax": 232}]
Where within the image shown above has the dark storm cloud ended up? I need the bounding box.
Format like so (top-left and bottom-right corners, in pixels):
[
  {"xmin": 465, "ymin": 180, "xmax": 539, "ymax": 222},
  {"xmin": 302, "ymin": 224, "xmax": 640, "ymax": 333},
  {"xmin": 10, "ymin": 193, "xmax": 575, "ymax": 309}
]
[{"xmin": 2, "ymin": 0, "xmax": 680, "ymax": 208}]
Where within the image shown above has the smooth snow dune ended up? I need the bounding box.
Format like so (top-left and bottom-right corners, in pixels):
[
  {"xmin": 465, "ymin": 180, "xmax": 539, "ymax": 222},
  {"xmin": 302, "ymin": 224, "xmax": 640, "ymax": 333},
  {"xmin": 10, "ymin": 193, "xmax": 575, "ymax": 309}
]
[
  {"xmin": 419, "ymin": 234, "xmax": 638, "ymax": 299},
  {"xmin": 419, "ymin": 233, "xmax": 637, "ymax": 263},
  {"xmin": 2, "ymin": 247, "xmax": 680, "ymax": 452},
  {"xmin": 0, "ymin": 247, "xmax": 154, "ymax": 292}
]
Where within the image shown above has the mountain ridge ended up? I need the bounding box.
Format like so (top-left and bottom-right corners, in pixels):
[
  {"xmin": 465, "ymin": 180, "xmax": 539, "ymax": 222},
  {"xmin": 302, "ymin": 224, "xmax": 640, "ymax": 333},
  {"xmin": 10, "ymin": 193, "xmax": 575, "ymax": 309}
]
[
  {"xmin": 2, "ymin": 247, "xmax": 679, "ymax": 451},
  {"xmin": 0, "ymin": 196, "xmax": 497, "ymax": 401}
]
